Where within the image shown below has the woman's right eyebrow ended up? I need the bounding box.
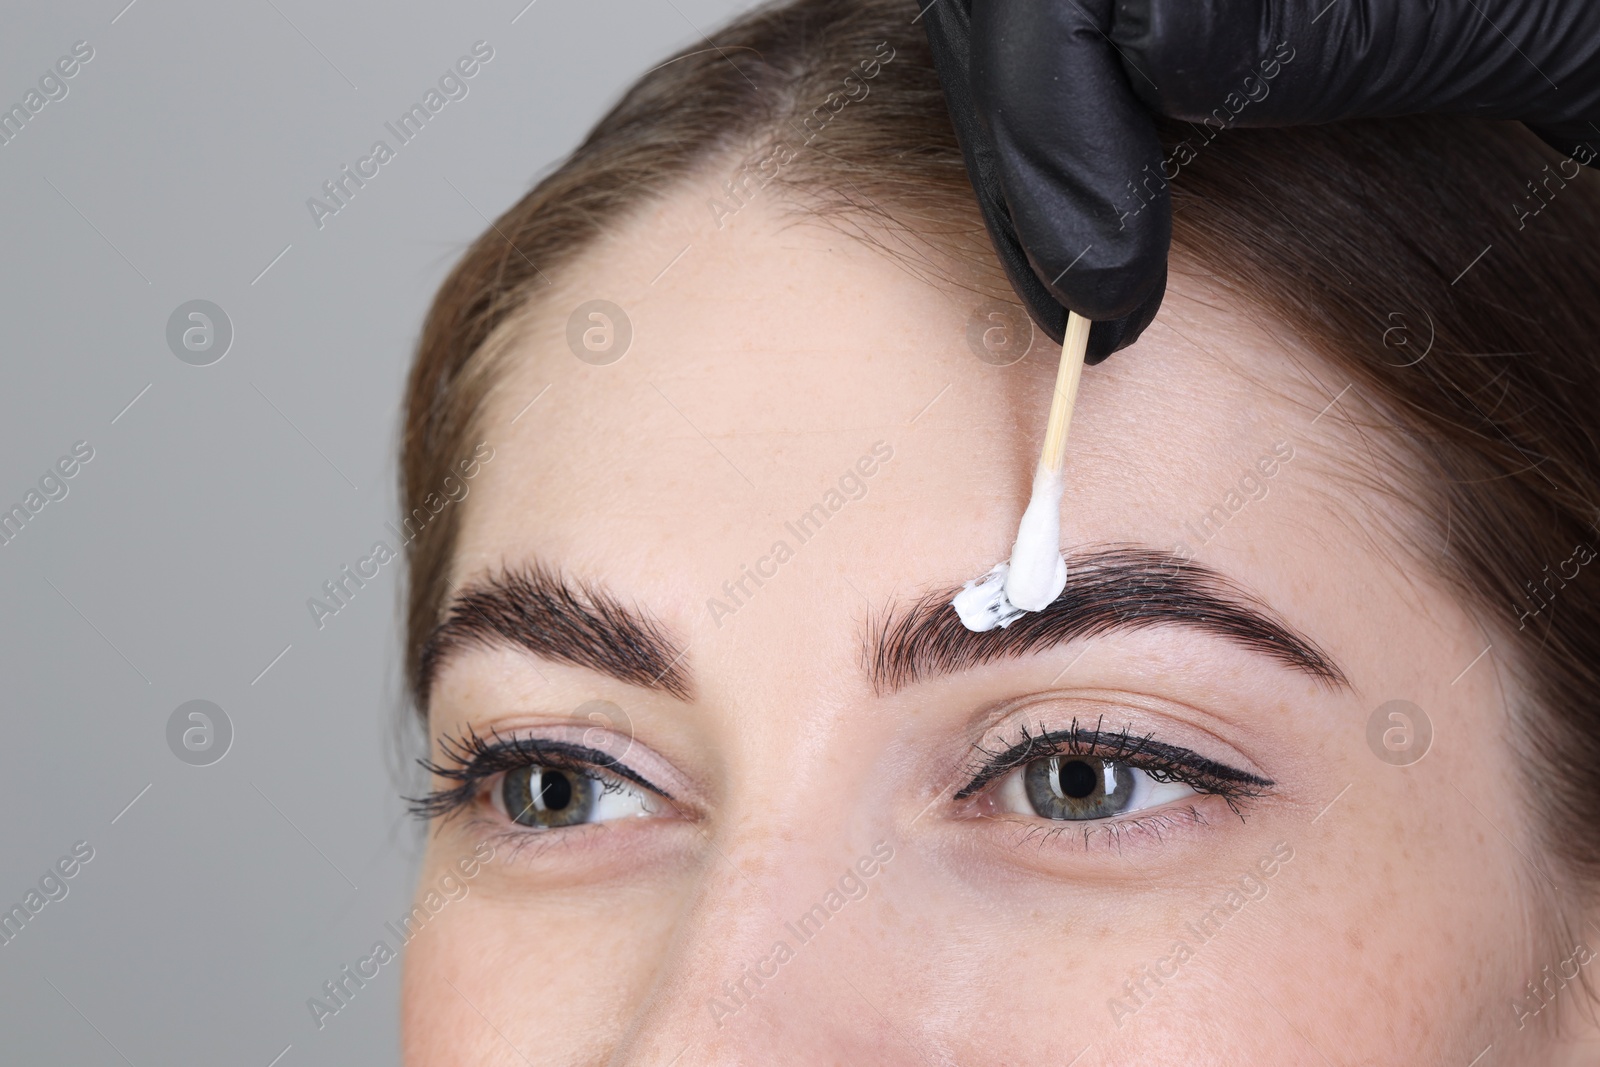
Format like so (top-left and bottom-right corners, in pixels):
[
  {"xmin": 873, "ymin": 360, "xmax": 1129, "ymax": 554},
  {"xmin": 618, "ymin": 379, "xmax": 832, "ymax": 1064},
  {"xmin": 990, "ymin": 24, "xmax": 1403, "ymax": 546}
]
[{"xmin": 417, "ymin": 563, "xmax": 693, "ymax": 700}]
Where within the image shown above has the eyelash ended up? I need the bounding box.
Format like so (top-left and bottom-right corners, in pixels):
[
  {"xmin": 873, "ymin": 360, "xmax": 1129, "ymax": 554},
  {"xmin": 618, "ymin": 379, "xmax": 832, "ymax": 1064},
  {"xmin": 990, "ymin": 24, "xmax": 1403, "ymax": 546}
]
[
  {"xmin": 957, "ymin": 716, "xmax": 1274, "ymax": 841},
  {"xmin": 409, "ymin": 719, "xmax": 1274, "ymax": 854},
  {"xmin": 406, "ymin": 726, "xmax": 672, "ymax": 824}
]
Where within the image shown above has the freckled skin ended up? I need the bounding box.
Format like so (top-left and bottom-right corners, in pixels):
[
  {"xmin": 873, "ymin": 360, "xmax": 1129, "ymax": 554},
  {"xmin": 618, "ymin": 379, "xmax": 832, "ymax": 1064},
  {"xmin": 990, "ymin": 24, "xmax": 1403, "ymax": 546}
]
[{"xmin": 401, "ymin": 193, "xmax": 1600, "ymax": 1065}]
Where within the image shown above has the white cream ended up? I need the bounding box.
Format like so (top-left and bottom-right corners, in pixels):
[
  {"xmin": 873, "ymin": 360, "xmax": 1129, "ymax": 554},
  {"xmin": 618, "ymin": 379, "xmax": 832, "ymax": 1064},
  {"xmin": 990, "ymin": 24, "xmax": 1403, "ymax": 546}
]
[
  {"xmin": 951, "ymin": 562, "xmax": 1024, "ymax": 632},
  {"xmin": 1004, "ymin": 462, "xmax": 1068, "ymax": 610},
  {"xmin": 951, "ymin": 462, "xmax": 1067, "ymax": 632}
]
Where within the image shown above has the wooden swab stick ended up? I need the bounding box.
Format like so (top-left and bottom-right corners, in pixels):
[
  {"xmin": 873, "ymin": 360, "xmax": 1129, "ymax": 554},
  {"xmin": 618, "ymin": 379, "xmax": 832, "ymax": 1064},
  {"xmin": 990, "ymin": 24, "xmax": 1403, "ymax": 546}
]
[
  {"xmin": 999, "ymin": 310, "xmax": 1091, "ymax": 613},
  {"xmin": 1040, "ymin": 310, "xmax": 1092, "ymax": 474},
  {"xmin": 952, "ymin": 310, "xmax": 1094, "ymax": 628}
]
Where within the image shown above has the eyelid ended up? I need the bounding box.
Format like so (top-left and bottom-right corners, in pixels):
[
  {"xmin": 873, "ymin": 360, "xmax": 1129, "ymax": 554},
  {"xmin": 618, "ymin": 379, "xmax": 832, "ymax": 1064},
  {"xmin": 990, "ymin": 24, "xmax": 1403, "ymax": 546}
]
[
  {"xmin": 956, "ymin": 716, "xmax": 1274, "ymax": 802},
  {"xmin": 406, "ymin": 727, "xmax": 673, "ymax": 822}
]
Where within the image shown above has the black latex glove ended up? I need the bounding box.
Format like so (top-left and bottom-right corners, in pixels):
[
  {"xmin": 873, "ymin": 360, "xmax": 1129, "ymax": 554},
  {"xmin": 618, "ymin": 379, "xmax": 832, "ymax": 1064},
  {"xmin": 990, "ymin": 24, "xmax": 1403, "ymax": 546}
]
[{"xmin": 923, "ymin": 0, "xmax": 1600, "ymax": 363}]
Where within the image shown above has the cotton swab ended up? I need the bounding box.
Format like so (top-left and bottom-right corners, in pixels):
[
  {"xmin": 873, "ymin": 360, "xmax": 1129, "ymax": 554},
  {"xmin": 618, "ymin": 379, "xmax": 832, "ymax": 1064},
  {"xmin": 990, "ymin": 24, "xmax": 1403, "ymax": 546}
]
[{"xmin": 951, "ymin": 311, "xmax": 1091, "ymax": 631}]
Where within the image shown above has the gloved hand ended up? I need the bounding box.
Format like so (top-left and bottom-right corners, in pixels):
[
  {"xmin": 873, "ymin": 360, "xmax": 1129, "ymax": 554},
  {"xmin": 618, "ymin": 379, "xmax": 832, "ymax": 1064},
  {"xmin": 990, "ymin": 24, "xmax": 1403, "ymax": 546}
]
[{"xmin": 923, "ymin": 0, "xmax": 1600, "ymax": 362}]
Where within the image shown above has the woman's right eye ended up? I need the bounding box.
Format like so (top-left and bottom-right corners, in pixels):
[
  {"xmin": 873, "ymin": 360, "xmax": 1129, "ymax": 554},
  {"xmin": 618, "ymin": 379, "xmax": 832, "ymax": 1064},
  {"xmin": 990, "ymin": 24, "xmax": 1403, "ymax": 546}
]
[{"xmin": 492, "ymin": 764, "xmax": 658, "ymax": 829}]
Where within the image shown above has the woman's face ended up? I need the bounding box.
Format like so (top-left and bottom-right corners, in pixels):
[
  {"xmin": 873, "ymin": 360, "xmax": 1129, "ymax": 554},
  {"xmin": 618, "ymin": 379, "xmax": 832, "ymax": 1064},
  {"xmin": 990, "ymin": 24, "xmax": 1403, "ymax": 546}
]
[{"xmin": 400, "ymin": 192, "xmax": 1580, "ymax": 1065}]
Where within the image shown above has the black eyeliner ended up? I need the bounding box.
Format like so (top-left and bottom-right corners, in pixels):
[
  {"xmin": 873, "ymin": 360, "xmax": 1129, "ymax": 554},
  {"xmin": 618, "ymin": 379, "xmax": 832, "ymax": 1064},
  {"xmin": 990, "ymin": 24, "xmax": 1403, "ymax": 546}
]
[
  {"xmin": 406, "ymin": 726, "xmax": 671, "ymax": 822},
  {"xmin": 955, "ymin": 716, "xmax": 1274, "ymax": 801}
]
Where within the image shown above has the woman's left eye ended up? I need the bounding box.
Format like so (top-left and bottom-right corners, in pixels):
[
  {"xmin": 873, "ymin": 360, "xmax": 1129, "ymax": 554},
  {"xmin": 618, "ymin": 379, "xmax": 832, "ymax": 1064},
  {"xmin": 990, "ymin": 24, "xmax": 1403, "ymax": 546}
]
[
  {"xmin": 490, "ymin": 764, "xmax": 658, "ymax": 829},
  {"xmin": 994, "ymin": 755, "xmax": 1198, "ymax": 821}
]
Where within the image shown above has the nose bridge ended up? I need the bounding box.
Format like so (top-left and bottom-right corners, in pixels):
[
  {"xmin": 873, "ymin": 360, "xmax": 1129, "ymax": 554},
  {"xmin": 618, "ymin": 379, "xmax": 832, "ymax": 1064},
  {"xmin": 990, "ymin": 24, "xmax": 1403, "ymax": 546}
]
[{"xmin": 607, "ymin": 822, "xmax": 915, "ymax": 1066}]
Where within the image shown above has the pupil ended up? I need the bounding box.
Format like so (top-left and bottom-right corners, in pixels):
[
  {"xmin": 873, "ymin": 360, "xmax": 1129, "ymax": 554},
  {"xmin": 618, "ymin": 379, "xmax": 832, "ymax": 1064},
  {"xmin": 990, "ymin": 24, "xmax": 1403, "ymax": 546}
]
[
  {"xmin": 1057, "ymin": 759, "xmax": 1098, "ymax": 799},
  {"xmin": 540, "ymin": 771, "xmax": 573, "ymax": 811},
  {"xmin": 502, "ymin": 765, "xmax": 597, "ymax": 828},
  {"xmin": 1023, "ymin": 756, "xmax": 1135, "ymax": 821}
]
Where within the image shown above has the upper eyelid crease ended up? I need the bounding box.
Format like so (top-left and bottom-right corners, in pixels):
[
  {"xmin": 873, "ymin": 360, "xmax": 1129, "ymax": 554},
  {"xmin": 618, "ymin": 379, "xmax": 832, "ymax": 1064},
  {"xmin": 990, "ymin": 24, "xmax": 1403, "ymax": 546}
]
[
  {"xmin": 954, "ymin": 716, "xmax": 1276, "ymax": 800},
  {"xmin": 863, "ymin": 545, "xmax": 1349, "ymax": 695}
]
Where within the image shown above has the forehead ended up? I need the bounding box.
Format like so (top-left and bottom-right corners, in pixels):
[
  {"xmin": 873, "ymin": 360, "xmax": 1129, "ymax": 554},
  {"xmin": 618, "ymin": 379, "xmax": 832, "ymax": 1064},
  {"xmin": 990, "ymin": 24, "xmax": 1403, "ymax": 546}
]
[{"xmin": 449, "ymin": 190, "xmax": 1368, "ymax": 667}]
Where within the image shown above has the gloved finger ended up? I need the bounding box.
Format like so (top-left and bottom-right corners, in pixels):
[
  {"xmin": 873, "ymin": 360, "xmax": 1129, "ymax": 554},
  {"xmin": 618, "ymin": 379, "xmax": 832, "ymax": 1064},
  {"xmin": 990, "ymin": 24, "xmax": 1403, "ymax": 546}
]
[
  {"xmin": 924, "ymin": 0, "xmax": 1169, "ymax": 362},
  {"xmin": 970, "ymin": 0, "xmax": 1170, "ymax": 340},
  {"xmin": 1111, "ymin": 0, "xmax": 1600, "ymax": 130}
]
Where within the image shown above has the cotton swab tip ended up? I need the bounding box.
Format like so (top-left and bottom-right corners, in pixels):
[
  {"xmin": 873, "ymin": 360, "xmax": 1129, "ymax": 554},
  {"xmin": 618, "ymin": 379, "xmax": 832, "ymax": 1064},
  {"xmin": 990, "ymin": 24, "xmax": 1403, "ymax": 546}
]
[
  {"xmin": 1002, "ymin": 461, "xmax": 1068, "ymax": 611},
  {"xmin": 949, "ymin": 311, "xmax": 1088, "ymax": 633},
  {"xmin": 949, "ymin": 463, "xmax": 1069, "ymax": 632}
]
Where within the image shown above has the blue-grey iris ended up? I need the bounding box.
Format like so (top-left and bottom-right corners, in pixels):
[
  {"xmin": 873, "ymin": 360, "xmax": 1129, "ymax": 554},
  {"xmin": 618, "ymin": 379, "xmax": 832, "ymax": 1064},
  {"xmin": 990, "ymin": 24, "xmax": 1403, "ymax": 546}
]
[
  {"xmin": 503, "ymin": 766, "xmax": 597, "ymax": 828},
  {"xmin": 1024, "ymin": 756, "xmax": 1134, "ymax": 820}
]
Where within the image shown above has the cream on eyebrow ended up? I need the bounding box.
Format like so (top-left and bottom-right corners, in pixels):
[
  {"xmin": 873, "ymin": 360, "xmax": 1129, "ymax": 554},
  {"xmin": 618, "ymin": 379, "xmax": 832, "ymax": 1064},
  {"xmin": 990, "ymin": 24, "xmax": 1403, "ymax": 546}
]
[
  {"xmin": 951, "ymin": 462, "xmax": 1067, "ymax": 632},
  {"xmin": 952, "ymin": 313, "xmax": 1090, "ymax": 632},
  {"xmin": 869, "ymin": 546, "xmax": 1350, "ymax": 695}
]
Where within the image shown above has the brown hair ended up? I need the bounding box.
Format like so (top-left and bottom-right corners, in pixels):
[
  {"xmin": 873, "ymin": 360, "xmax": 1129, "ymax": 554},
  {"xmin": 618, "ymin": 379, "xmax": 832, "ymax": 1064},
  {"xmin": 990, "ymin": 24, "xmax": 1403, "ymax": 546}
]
[{"xmin": 401, "ymin": 0, "xmax": 1600, "ymax": 897}]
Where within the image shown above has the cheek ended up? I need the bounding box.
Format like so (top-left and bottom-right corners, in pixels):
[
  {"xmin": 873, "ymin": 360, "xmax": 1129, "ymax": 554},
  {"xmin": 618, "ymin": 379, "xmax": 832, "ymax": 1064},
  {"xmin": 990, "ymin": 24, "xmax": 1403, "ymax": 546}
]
[
  {"xmin": 1260, "ymin": 757, "xmax": 1534, "ymax": 1050},
  {"xmin": 403, "ymin": 903, "xmax": 591, "ymax": 1064},
  {"xmin": 403, "ymin": 859, "xmax": 688, "ymax": 1065}
]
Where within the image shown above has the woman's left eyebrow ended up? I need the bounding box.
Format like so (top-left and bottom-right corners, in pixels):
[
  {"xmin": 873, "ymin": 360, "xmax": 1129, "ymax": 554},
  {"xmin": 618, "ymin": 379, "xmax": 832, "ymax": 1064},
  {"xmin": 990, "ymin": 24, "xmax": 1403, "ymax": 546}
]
[{"xmin": 863, "ymin": 546, "xmax": 1349, "ymax": 695}]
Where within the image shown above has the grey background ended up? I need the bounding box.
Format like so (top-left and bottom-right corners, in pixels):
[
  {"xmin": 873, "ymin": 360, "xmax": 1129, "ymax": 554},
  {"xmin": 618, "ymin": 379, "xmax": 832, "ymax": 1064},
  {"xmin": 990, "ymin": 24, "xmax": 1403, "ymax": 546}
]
[{"xmin": 0, "ymin": 1, "xmax": 755, "ymax": 1062}]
